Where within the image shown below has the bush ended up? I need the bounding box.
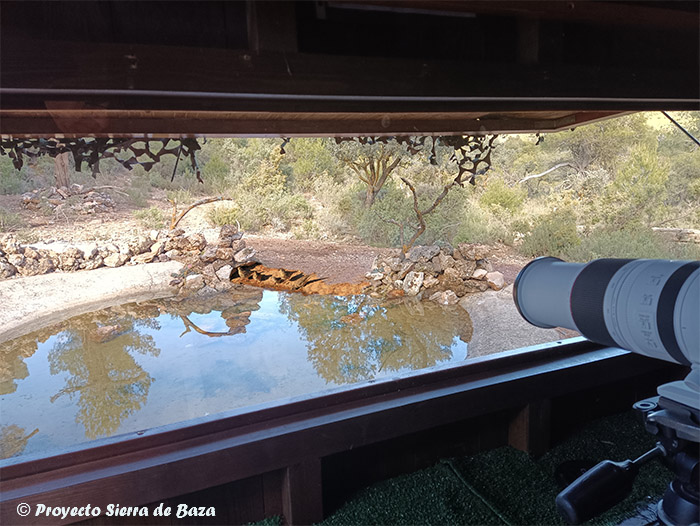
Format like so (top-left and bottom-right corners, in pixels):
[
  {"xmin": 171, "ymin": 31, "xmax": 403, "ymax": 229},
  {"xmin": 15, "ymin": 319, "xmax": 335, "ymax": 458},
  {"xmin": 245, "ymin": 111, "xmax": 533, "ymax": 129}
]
[
  {"xmin": 564, "ymin": 227, "xmax": 700, "ymax": 261},
  {"xmin": 453, "ymin": 200, "xmax": 512, "ymax": 245},
  {"xmin": 134, "ymin": 207, "xmax": 167, "ymax": 229},
  {"xmin": 480, "ymin": 179, "xmax": 526, "ymax": 213},
  {"xmin": 520, "ymin": 208, "xmax": 580, "ymax": 257},
  {"xmin": 208, "ymin": 204, "xmax": 241, "ymax": 227},
  {"xmin": 0, "ymin": 207, "xmax": 24, "ymax": 231}
]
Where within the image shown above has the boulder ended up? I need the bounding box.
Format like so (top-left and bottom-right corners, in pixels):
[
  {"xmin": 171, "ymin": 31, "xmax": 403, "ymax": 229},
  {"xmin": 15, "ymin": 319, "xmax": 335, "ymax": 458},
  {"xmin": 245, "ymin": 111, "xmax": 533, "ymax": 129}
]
[
  {"xmin": 183, "ymin": 274, "xmax": 205, "ymax": 291},
  {"xmin": 0, "ymin": 260, "xmax": 17, "ymax": 278},
  {"xmin": 199, "ymin": 245, "xmax": 218, "ymax": 263},
  {"xmin": 82, "ymin": 255, "xmax": 105, "ymax": 270},
  {"xmin": 462, "ymin": 279, "xmax": 490, "ymax": 293},
  {"xmin": 186, "ymin": 233, "xmax": 207, "ymax": 251},
  {"xmin": 216, "ymin": 247, "xmax": 236, "ymax": 261},
  {"xmin": 454, "ymin": 259, "xmax": 477, "ymax": 278}
]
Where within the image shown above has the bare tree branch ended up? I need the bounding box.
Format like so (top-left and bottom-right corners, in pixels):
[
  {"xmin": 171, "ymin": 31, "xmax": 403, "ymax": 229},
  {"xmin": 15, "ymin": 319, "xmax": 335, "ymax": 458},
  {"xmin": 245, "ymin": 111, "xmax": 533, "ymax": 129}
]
[
  {"xmin": 519, "ymin": 162, "xmax": 575, "ymax": 184},
  {"xmin": 170, "ymin": 196, "xmax": 234, "ymax": 230}
]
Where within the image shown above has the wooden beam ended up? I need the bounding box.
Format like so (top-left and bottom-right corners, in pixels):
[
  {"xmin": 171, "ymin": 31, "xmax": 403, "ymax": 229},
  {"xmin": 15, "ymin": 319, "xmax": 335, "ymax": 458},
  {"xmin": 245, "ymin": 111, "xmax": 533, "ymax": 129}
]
[{"xmin": 508, "ymin": 399, "xmax": 551, "ymax": 458}]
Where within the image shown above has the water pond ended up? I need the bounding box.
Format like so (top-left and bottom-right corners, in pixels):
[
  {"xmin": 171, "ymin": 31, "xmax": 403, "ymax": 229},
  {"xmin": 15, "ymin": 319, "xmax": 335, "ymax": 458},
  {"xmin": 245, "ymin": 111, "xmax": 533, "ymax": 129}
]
[{"xmin": 1, "ymin": 288, "xmax": 473, "ymax": 460}]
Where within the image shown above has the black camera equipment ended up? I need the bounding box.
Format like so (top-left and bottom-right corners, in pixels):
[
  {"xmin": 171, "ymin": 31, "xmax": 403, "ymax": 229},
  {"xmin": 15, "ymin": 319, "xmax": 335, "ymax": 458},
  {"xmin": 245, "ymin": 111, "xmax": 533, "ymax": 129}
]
[{"xmin": 514, "ymin": 258, "xmax": 699, "ymax": 526}]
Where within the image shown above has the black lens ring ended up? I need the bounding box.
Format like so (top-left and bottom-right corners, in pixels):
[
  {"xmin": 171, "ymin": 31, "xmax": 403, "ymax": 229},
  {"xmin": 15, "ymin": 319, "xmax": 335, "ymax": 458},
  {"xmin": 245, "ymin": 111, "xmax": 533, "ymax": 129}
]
[
  {"xmin": 656, "ymin": 261, "xmax": 698, "ymax": 367},
  {"xmin": 570, "ymin": 259, "xmax": 634, "ymax": 347}
]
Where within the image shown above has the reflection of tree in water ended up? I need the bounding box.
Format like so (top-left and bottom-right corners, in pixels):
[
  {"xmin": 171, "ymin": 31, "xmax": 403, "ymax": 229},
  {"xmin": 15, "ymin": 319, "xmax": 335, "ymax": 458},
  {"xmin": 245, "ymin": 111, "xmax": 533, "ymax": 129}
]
[
  {"xmin": 48, "ymin": 310, "xmax": 160, "ymax": 440},
  {"xmin": 280, "ymin": 294, "xmax": 473, "ymax": 384},
  {"xmin": 1, "ymin": 327, "xmax": 57, "ymax": 395},
  {"xmin": 158, "ymin": 287, "xmax": 263, "ymax": 337},
  {"xmin": 0, "ymin": 424, "xmax": 39, "ymax": 459}
]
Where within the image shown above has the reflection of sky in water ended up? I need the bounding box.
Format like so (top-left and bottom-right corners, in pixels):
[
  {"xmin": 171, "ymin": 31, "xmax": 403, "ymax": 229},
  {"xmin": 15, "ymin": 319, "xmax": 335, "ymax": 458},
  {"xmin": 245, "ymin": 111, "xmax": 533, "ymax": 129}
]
[{"xmin": 1, "ymin": 290, "xmax": 469, "ymax": 460}]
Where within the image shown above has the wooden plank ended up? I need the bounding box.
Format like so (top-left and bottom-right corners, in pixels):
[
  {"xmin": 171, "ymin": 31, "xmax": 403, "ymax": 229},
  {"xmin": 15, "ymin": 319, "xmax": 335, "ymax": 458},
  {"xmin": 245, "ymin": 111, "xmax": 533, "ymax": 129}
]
[
  {"xmin": 0, "ymin": 109, "xmax": 626, "ymax": 137},
  {"xmin": 508, "ymin": 399, "xmax": 551, "ymax": 457},
  {"xmin": 282, "ymin": 459, "xmax": 323, "ymax": 526}
]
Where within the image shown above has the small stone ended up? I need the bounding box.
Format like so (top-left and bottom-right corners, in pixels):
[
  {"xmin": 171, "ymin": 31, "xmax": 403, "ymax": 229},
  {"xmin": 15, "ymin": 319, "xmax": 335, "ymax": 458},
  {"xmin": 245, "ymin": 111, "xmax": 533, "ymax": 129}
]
[
  {"xmin": 393, "ymin": 279, "xmax": 403, "ymax": 289},
  {"xmin": 397, "ymin": 261, "xmax": 415, "ymax": 280},
  {"xmin": 472, "ymin": 268, "xmax": 488, "ymax": 280},
  {"xmin": 403, "ymin": 271, "xmax": 424, "ymax": 296},
  {"xmin": 183, "ymin": 274, "xmax": 205, "ymax": 291},
  {"xmin": 462, "ymin": 279, "xmax": 490, "ymax": 293},
  {"xmin": 23, "ymin": 247, "xmax": 39, "ymax": 260},
  {"xmin": 216, "ymin": 247, "xmax": 236, "ymax": 261},
  {"xmin": 454, "ymin": 259, "xmax": 477, "ymax": 278},
  {"xmin": 0, "ymin": 260, "xmax": 17, "ymax": 278},
  {"xmin": 486, "ymin": 271, "xmax": 506, "ymax": 290},
  {"xmin": 130, "ymin": 252, "xmax": 157, "ymax": 264},
  {"xmin": 103, "ymin": 253, "xmax": 129, "ymax": 268},
  {"xmin": 366, "ymin": 271, "xmax": 384, "ymax": 280},
  {"xmin": 82, "ymin": 255, "xmax": 105, "ymax": 270},
  {"xmin": 8, "ymin": 254, "xmax": 25, "ymax": 267},
  {"xmin": 234, "ymin": 247, "xmax": 257, "ymax": 263},
  {"xmin": 164, "ymin": 249, "xmax": 181, "ymax": 259},
  {"xmin": 186, "ymin": 233, "xmax": 207, "ymax": 251},
  {"xmin": 406, "ymin": 245, "xmax": 440, "ymax": 263},
  {"xmin": 129, "ymin": 235, "xmax": 154, "ymax": 255},
  {"xmin": 199, "ymin": 245, "xmax": 218, "ymax": 263},
  {"xmin": 476, "ymin": 259, "xmax": 494, "ymax": 272},
  {"xmin": 423, "ymin": 275, "xmax": 439, "ymax": 289},
  {"xmin": 429, "ymin": 290, "xmax": 459, "ymax": 305}
]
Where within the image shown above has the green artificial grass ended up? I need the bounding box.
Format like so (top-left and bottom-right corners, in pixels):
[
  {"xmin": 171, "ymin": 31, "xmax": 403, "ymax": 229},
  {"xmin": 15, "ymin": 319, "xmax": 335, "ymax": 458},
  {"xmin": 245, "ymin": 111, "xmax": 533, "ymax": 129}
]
[{"xmin": 321, "ymin": 411, "xmax": 673, "ymax": 526}]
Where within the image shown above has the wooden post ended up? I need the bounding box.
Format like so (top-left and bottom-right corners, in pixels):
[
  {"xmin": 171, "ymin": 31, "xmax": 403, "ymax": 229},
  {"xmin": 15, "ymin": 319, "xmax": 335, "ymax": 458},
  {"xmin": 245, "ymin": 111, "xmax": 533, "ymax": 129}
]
[
  {"xmin": 508, "ymin": 399, "xmax": 551, "ymax": 458},
  {"xmin": 282, "ymin": 458, "xmax": 323, "ymax": 526}
]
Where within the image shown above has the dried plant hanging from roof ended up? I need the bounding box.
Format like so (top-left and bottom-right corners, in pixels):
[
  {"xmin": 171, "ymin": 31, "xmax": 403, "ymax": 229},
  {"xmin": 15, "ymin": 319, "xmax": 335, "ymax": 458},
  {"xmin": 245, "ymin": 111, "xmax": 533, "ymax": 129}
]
[
  {"xmin": 333, "ymin": 134, "xmax": 498, "ymax": 185},
  {"xmin": 0, "ymin": 137, "xmax": 203, "ymax": 182}
]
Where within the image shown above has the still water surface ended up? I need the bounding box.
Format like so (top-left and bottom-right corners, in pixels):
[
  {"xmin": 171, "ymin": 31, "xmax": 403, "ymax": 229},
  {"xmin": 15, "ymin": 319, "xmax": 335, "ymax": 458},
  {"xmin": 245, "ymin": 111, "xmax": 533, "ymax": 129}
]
[{"xmin": 1, "ymin": 289, "xmax": 472, "ymax": 460}]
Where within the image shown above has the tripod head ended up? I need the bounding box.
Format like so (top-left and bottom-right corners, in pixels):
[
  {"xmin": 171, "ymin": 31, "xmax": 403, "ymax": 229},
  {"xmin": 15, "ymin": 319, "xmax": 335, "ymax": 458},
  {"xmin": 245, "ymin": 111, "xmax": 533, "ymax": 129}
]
[{"xmin": 556, "ymin": 395, "xmax": 699, "ymax": 525}]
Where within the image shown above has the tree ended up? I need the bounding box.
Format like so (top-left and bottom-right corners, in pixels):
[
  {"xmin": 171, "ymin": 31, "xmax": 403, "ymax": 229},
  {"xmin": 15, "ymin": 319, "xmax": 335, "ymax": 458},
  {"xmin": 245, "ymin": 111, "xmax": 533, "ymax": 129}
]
[
  {"xmin": 332, "ymin": 138, "xmax": 406, "ymax": 207},
  {"xmin": 53, "ymin": 151, "xmax": 72, "ymax": 188}
]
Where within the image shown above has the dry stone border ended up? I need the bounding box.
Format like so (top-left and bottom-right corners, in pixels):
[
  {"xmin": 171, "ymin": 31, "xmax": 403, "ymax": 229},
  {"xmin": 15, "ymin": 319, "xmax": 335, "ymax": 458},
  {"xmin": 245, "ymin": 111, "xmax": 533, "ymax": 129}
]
[
  {"xmin": 0, "ymin": 225, "xmax": 258, "ymax": 296},
  {"xmin": 367, "ymin": 243, "xmax": 506, "ymax": 304},
  {"xmin": 21, "ymin": 184, "xmax": 117, "ymax": 215}
]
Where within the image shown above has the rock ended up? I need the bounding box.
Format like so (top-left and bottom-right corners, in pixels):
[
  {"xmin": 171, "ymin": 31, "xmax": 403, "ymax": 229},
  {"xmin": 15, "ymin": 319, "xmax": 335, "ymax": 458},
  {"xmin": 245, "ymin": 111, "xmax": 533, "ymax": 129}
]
[
  {"xmin": 429, "ymin": 290, "xmax": 459, "ymax": 305},
  {"xmin": 82, "ymin": 255, "xmax": 105, "ymax": 270},
  {"xmin": 217, "ymin": 225, "xmax": 243, "ymax": 247},
  {"xmin": 90, "ymin": 324, "xmax": 123, "ymax": 343},
  {"xmin": 366, "ymin": 271, "xmax": 384, "ymax": 281},
  {"xmin": 423, "ymin": 275, "xmax": 440, "ymax": 289},
  {"xmin": 454, "ymin": 259, "xmax": 477, "ymax": 278},
  {"xmin": 7, "ymin": 254, "xmax": 25, "ymax": 267},
  {"xmin": 130, "ymin": 252, "xmax": 157, "ymax": 264},
  {"xmin": 230, "ymin": 239, "xmax": 246, "ymax": 253},
  {"xmin": 213, "ymin": 280, "xmax": 235, "ymax": 292},
  {"xmin": 164, "ymin": 249, "xmax": 181, "ymax": 259},
  {"xmin": 149, "ymin": 229, "xmax": 160, "ymax": 241},
  {"xmin": 406, "ymin": 245, "xmax": 440, "ymax": 263},
  {"xmin": 199, "ymin": 245, "xmax": 218, "ymax": 263},
  {"xmin": 183, "ymin": 274, "xmax": 205, "ymax": 291},
  {"xmin": 234, "ymin": 247, "xmax": 257, "ymax": 264},
  {"xmin": 486, "ymin": 271, "xmax": 506, "ymax": 290},
  {"xmin": 403, "ymin": 271, "xmax": 424, "ymax": 296},
  {"xmin": 23, "ymin": 247, "xmax": 39, "ymax": 260},
  {"xmin": 186, "ymin": 233, "xmax": 207, "ymax": 251},
  {"xmin": 436, "ymin": 252, "xmax": 456, "ymax": 272},
  {"xmin": 103, "ymin": 253, "xmax": 130, "ymax": 268},
  {"xmin": 129, "ymin": 235, "xmax": 154, "ymax": 255},
  {"xmin": 215, "ymin": 247, "xmax": 236, "ymax": 261},
  {"xmin": 0, "ymin": 260, "xmax": 17, "ymax": 278},
  {"xmin": 472, "ymin": 268, "xmax": 488, "ymax": 280},
  {"xmin": 397, "ymin": 260, "xmax": 416, "ymax": 280},
  {"xmin": 462, "ymin": 279, "xmax": 490, "ymax": 293},
  {"xmin": 215, "ymin": 264, "xmax": 234, "ymax": 282},
  {"xmin": 193, "ymin": 285, "xmax": 218, "ymax": 297},
  {"xmin": 476, "ymin": 259, "xmax": 494, "ymax": 272},
  {"xmin": 386, "ymin": 289, "xmax": 405, "ymax": 300},
  {"xmin": 393, "ymin": 279, "xmax": 404, "ymax": 289},
  {"xmin": 457, "ymin": 243, "xmax": 487, "ymax": 261},
  {"xmin": 117, "ymin": 242, "xmax": 133, "ymax": 257}
]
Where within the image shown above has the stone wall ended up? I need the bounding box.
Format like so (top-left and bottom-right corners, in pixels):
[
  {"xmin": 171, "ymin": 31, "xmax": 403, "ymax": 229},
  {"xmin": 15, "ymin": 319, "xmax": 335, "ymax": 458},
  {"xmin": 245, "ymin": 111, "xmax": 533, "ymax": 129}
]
[
  {"xmin": 0, "ymin": 226, "xmax": 257, "ymax": 292},
  {"xmin": 367, "ymin": 244, "xmax": 505, "ymax": 305}
]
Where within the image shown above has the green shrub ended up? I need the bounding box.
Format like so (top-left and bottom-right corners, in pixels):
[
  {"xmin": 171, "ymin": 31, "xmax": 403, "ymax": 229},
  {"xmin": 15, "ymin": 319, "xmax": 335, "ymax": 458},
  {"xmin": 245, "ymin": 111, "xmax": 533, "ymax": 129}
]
[
  {"xmin": 564, "ymin": 227, "xmax": 700, "ymax": 261},
  {"xmin": 134, "ymin": 207, "xmax": 167, "ymax": 229},
  {"xmin": 0, "ymin": 207, "xmax": 24, "ymax": 231},
  {"xmin": 453, "ymin": 200, "xmax": 512, "ymax": 245},
  {"xmin": 208, "ymin": 204, "xmax": 241, "ymax": 227},
  {"xmin": 480, "ymin": 179, "xmax": 526, "ymax": 213},
  {"xmin": 520, "ymin": 208, "xmax": 580, "ymax": 257},
  {"xmin": 0, "ymin": 161, "xmax": 24, "ymax": 194}
]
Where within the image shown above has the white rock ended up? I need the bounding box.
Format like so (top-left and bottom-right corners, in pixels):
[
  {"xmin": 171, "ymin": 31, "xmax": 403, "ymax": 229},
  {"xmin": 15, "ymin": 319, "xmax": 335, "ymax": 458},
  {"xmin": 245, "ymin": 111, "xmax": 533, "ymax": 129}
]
[
  {"xmin": 429, "ymin": 290, "xmax": 459, "ymax": 305},
  {"xmin": 366, "ymin": 271, "xmax": 384, "ymax": 280},
  {"xmin": 485, "ymin": 271, "xmax": 505, "ymax": 290},
  {"xmin": 472, "ymin": 268, "xmax": 488, "ymax": 280},
  {"xmin": 216, "ymin": 264, "xmax": 233, "ymax": 282},
  {"xmin": 183, "ymin": 274, "xmax": 205, "ymax": 291},
  {"xmin": 103, "ymin": 253, "xmax": 130, "ymax": 268},
  {"xmin": 403, "ymin": 271, "xmax": 424, "ymax": 296}
]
